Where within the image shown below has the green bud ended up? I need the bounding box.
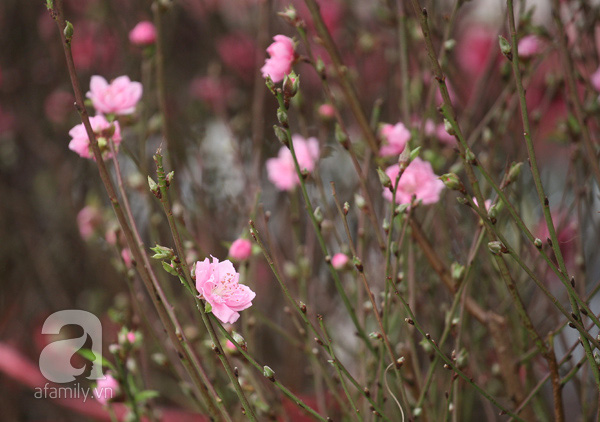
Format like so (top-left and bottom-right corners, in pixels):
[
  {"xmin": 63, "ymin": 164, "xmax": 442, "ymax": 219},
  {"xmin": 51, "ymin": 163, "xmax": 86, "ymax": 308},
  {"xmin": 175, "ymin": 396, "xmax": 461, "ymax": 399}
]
[
  {"xmin": 444, "ymin": 39, "xmax": 456, "ymax": 51},
  {"xmin": 508, "ymin": 162, "xmax": 523, "ymax": 183},
  {"xmin": 273, "ymin": 125, "xmax": 288, "ymax": 145},
  {"xmin": 46, "ymin": 0, "xmax": 54, "ymax": 10},
  {"xmin": 263, "ymin": 365, "xmax": 276, "ymax": 381},
  {"xmin": 354, "ymin": 194, "xmax": 366, "ymax": 209},
  {"xmin": 414, "ymin": 408, "xmax": 423, "ymax": 417},
  {"xmin": 382, "ymin": 218, "xmax": 390, "ymax": 232},
  {"xmin": 419, "ymin": 338, "xmax": 433, "ymax": 354},
  {"xmin": 265, "ymin": 76, "xmax": 275, "ymax": 94},
  {"xmin": 313, "ymin": 206, "xmax": 324, "ymax": 224},
  {"xmin": 534, "ymin": 238, "xmax": 543, "ymax": 249},
  {"xmin": 456, "ymin": 348, "xmax": 468, "ymax": 368},
  {"xmin": 465, "ymin": 149, "xmax": 476, "ymax": 163},
  {"xmin": 498, "ymin": 35, "xmax": 512, "ymax": 60},
  {"xmin": 395, "ymin": 203, "xmax": 409, "ymax": 214},
  {"xmin": 440, "ymin": 173, "xmax": 464, "ymax": 192},
  {"xmin": 443, "ymin": 119, "xmax": 455, "ymax": 136},
  {"xmin": 377, "ymin": 167, "xmax": 391, "ymax": 188},
  {"xmin": 283, "ymin": 71, "xmax": 299, "ymax": 99},
  {"xmin": 451, "ymin": 262, "xmax": 465, "ymax": 281},
  {"xmin": 64, "ymin": 21, "xmax": 74, "ymax": 43},
  {"xmin": 343, "ymin": 202, "xmax": 350, "ymax": 215},
  {"xmin": 232, "ymin": 332, "xmax": 247, "ymax": 350},
  {"xmin": 165, "ymin": 171, "xmax": 174, "ymax": 186},
  {"xmin": 277, "ymin": 5, "xmax": 298, "ymax": 25},
  {"xmin": 148, "ymin": 176, "xmax": 159, "ymax": 193},
  {"xmin": 150, "ymin": 245, "xmax": 175, "ymax": 260},
  {"xmin": 335, "ymin": 123, "xmax": 348, "ymax": 147},
  {"xmin": 161, "ymin": 261, "xmax": 178, "ymax": 276},
  {"xmin": 276, "ymin": 107, "xmax": 288, "ymax": 127},
  {"xmin": 487, "ymin": 241, "xmax": 505, "ymax": 255},
  {"xmin": 316, "ymin": 59, "xmax": 325, "ymax": 77}
]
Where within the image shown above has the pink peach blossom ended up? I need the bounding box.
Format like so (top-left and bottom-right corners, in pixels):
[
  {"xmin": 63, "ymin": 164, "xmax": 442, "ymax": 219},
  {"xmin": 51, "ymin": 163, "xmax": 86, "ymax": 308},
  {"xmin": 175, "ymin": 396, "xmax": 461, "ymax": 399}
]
[
  {"xmin": 129, "ymin": 21, "xmax": 156, "ymax": 45},
  {"xmin": 518, "ymin": 35, "xmax": 541, "ymax": 58},
  {"xmin": 95, "ymin": 374, "xmax": 120, "ymax": 405},
  {"xmin": 77, "ymin": 205, "xmax": 102, "ymax": 240},
  {"xmin": 383, "ymin": 158, "xmax": 444, "ymax": 205},
  {"xmin": 331, "ymin": 253, "xmax": 349, "ymax": 270},
  {"xmin": 318, "ymin": 104, "xmax": 336, "ymax": 119},
  {"xmin": 121, "ymin": 248, "xmax": 133, "ymax": 269},
  {"xmin": 456, "ymin": 25, "xmax": 496, "ymax": 76},
  {"xmin": 229, "ymin": 239, "xmax": 252, "ymax": 261},
  {"xmin": 195, "ymin": 257, "xmax": 256, "ymax": 324},
  {"xmin": 217, "ymin": 32, "xmax": 257, "ymax": 79},
  {"xmin": 68, "ymin": 115, "xmax": 122, "ymax": 160},
  {"xmin": 266, "ymin": 135, "xmax": 319, "ymax": 191},
  {"xmin": 261, "ymin": 35, "xmax": 295, "ymax": 83},
  {"xmin": 86, "ymin": 75, "xmax": 143, "ymax": 115},
  {"xmin": 379, "ymin": 122, "xmax": 410, "ymax": 157}
]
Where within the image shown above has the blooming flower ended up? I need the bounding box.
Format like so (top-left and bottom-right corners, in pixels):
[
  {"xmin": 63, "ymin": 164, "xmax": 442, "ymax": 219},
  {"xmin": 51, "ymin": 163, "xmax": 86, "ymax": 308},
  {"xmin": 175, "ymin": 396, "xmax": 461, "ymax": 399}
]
[
  {"xmin": 383, "ymin": 158, "xmax": 444, "ymax": 205},
  {"xmin": 266, "ymin": 135, "xmax": 319, "ymax": 191},
  {"xmin": 95, "ymin": 374, "xmax": 120, "ymax": 405},
  {"xmin": 68, "ymin": 115, "xmax": 122, "ymax": 160},
  {"xmin": 261, "ymin": 35, "xmax": 295, "ymax": 83},
  {"xmin": 86, "ymin": 75, "xmax": 143, "ymax": 115},
  {"xmin": 518, "ymin": 35, "xmax": 541, "ymax": 58},
  {"xmin": 195, "ymin": 257, "xmax": 256, "ymax": 324},
  {"xmin": 129, "ymin": 21, "xmax": 156, "ymax": 45},
  {"xmin": 379, "ymin": 122, "xmax": 410, "ymax": 156},
  {"xmin": 228, "ymin": 239, "xmax": 252, "ymax": 261},
  {"xmin": 331, "ymin": 253, "xmax": 349, "ymax": 270}
]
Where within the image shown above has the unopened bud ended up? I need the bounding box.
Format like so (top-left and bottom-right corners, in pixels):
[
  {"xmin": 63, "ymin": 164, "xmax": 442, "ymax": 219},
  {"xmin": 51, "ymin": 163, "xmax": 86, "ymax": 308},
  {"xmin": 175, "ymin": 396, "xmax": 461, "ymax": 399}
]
[
  {"xmin": 64, "ymin": 20, "xmax": 74, "ymax": 43},
  {"xmin": 451, "ymin": 262, "xmax": 465, "ymax": 281},
  {"xmin": 313, "ymin": 206, "xmax": 324, "ymax": 224},
  {"xmin": 343, "ymin": 202, "xmax": 350, "ymax": 215},
  {"xmin": 508, "ymin": 162, "xmax": 523, "ymax": 183},
  {"xmin": 440, "ymin": 173, "xmax": 464, "ymax": 192},
  {"xmin": 499, "ymin": 35, "xmax": 512, "ymax": 60},
  {"xmin": 273, "ymin": 125, "xmax": 288, "ymax": 145},
  {"xmin": 487, "ymin": 241, "xmax": 505, "ymax": 255},
  {"xmin": 377, "ymin": 167, "xmax": 391, "ymax": 188},
  {"xmin": 263, "ymin": 365, "xmax": 276, "ymax": 381}
]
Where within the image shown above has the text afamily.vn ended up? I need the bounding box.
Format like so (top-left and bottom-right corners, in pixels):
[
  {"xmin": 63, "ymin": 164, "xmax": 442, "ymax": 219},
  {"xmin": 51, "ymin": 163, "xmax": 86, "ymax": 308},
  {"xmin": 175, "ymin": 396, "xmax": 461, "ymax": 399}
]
[{"xmin": 34, "ymin": 382, "xmax": 113, "ymax": 403}]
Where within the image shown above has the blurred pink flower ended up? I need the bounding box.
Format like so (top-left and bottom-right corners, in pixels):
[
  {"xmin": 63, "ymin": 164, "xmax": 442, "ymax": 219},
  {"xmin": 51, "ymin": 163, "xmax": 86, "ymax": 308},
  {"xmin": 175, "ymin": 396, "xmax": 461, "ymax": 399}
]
[
  {"xmin": 591, "ymin": 66, "xmax": 600, "ymax": 92},
  {"xmin": 473, "ymin": 197, "xmax": 492, "ymax": 211},
  {"xmin": 86, "ymin": 75, "xmax": 143, "ymax": 115},
  {"xmin": 229, "ymin": 239, "xmax": 252, "ymax": 261},
  {"xmin": 121, "ymin": 248, "xmax": 133, "ymax": 269},
  {"xmin": 261, "ymin": 35, "xmax": 295, "ymax": 83},
  {"xmin": 331, "ymin": 253, "xmax": 349, "ymax": 270},
  {"xmin": 518, "ymin": 35, "xmax": 541, "ymax": 58},
  {"xmin": 77, "ymin": 206, "xmax": 102, "ymax": 240},
  {"xmin": 68, "ymin": 115, "xmax": 122, "ymax": 160},
  {"xmin": 195, "ymin": 257, "xmax": 255, "ymax": 324},
  {"xmin": 129, "ymin": 21, "xmax": 156, "ymax": 45},
  {"xmin": 379, "ymin": 122, "xmax": 410, "ymax": 157},
  {"xmin": 225, "ymin": 340, "xmax": 236, "ymax": 351},
  {"xmin": 190, "ymin": 75, "xmax": 232, "ymax": 112},
  {"xmin": 44, "ymin": 90, "xmax": 74, "ymax": 124},
  {"xmin": 70, "ymin": 23, "xmax": 117, "ymax": 72},
  {"xmin": 456, "ymin": 25, "xmax": 496, "ymax": 76},
  {"xmin": 383, "ymin": 158, "xmax": 444, "ymax": 205},
  {"xmin": 266, "ymin": 135, "xmax": 319, "ymax": 191},
  {"xmin": 95, "ymin": 374, "xmax": 120, "ymax": 405},
  {"xmin": 318, "ymin": 103, "xmax": 335, "ymax": 119},
  {"xmin": 126, "ymin": 332, "xmax": 136, "ymax": 344},
  {"xmin": 436, "ymin": 124, "xmax": 456, "ymax": 145},
  {"xmin": 218, "ymin": 33, "xmax": 256, "ymax": 79}
]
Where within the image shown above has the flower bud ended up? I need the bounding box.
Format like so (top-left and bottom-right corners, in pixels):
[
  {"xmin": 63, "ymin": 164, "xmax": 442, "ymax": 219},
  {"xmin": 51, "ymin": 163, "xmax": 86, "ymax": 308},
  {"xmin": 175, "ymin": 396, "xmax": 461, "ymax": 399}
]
[
  {"xmin": 313, "ymin": 206, "xmax": 324, "ymax": 224},
  {"xmin": 487, "ymin": 241, "xmax": 505, "ymax": 255},
  {"xmin": 377, "ymin": 167, "xmax": 391, "ymax": 188},
  {"xmin": 263, "ymin": 365, "xmax": 276, "ymax": 381},
  {"xmin": 354, "ymin": 194, "xmax": 366, "ymax": 210},
  {"xmin": 273, "ymin": 125, "xmax": 288, "ymax": 145},
  {"xmin": 148, "ymin": 176, "xmax": 159, "ymax": 194},
  {"xmin": 343, "ymin": 202, "xmax": 350, "ymax": 215},
  {"xmin": 534, "ymin": 238, "xmax": 543, "ymax": 249},
  {"xmin": 498, "ymin": 35, "xmax": 512, "ymax": 60},
  {"xmin": 508, "ymin": 162, "xmax": 523, "ymax": 183},
  {"xmin": 150, "ymin": 245, "xmax": 175, "ymax": 260},
  {"xmin": 276, "ymin": 107, "xmax": 288, "ymax": 127},
  {"xmin": 451, "ymin": 262, "xmax": 465, "ymax": 281},
  {"xmin": 283, "ymin": 72, "xmax": 299, "ymax": 99},
  {"xmin": 444, "ymin": 119, "xmax": 455, "ymax": 136},
  {"xmin": 440, "ymin": 173, "xmax": 464, "ymax": 192},
  {"xmin": 64, "ymin": 21, "xmax": 74, "ymax": 43}
]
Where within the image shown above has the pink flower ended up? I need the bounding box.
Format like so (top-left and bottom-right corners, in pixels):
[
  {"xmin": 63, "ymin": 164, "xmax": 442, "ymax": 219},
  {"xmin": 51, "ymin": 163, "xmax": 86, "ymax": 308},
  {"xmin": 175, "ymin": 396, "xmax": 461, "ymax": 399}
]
[
  {"xmin": 121, "ymin": 248, "xmax": 133, "ymax": 269},
  {"xmin": 77, "ymin": 205, "xmax": 102, "ymax": 240},
  {"xmin": 195, "ymin": 257, "xmax": 256, "ymax": 324},
  {"xmin": 86, "ymin": 75, "xmax": 143, "ymax": 115},
  {"xmin": 225, "ymin": 340, "xmax": 236, "ymax": 351},
  {"xmin": 331, "ymin": 253, "xmax": 349, "ymax": 270},
  {"xmin": 318, "ymin": 104, "xmax": 336, "ymax": 119},
  {"xmin": 456, "ymin": 25, "xmax": 496, "ymax": 76},
  {"xmin": 261, "ymin": 35, "xmax": 295, "ymax": 83},
  {"xmin": 126, "ymin": 331, "xmax": 137, "ymax": 344},
  {"xmin": 266, "ymin": 135, "xmax": 319, "ymax": 191},
  {"xmin": 383, "ymin": 158, "xmax": 444, "ymax": 205},
  {"xmin": 68, "ymin": 115, "xmax": 122, "ymax": 160},
  {"xmin": 591, "ymin": 66, "xmax": 600, "ymax": 92},
  {"xmin": 217, "ymin": 33, "xmax": 257, "ymax": 79},
  {"xmin": 95, "ymin": 374, "xmax": 120, "ymax": 405},
  {"xmin": 518, "ymin": 35, "xmax": 541, "ymax": 58},
  {"xmin": 436, "ymin": 124, "xmax": 456, "ymax": 145},
  {"xmin": 472, "ymin": 197, "xmax": 492, "ymax": 211},
  {"xmin": 229, "ymin": 239, "xmax": 252, "ymax": 261},
  {"xmin": 379, "ymin": 122, "xmax": 410, "ymax": 156},
  {"xmin": 129, "ymin": 21, "xmax": 156, "ymax": 45}
]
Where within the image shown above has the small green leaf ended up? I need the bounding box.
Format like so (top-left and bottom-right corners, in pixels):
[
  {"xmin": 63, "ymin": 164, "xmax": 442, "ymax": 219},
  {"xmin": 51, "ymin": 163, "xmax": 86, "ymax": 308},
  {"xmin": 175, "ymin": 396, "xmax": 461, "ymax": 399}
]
[
  {"xmin": 161, "ymin": 261, "xmax": 178, "ymax": 276},
  {"xmin": 77, "ymin": 349, "xmax": 115, "ymax": 371},
  {"xmin": 204, "ymin": 302, "xmax": 212, "ymax": 313},
  {"xmin": 135, "ymin": 390, "xmax": 159, "ymax": 403}
]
